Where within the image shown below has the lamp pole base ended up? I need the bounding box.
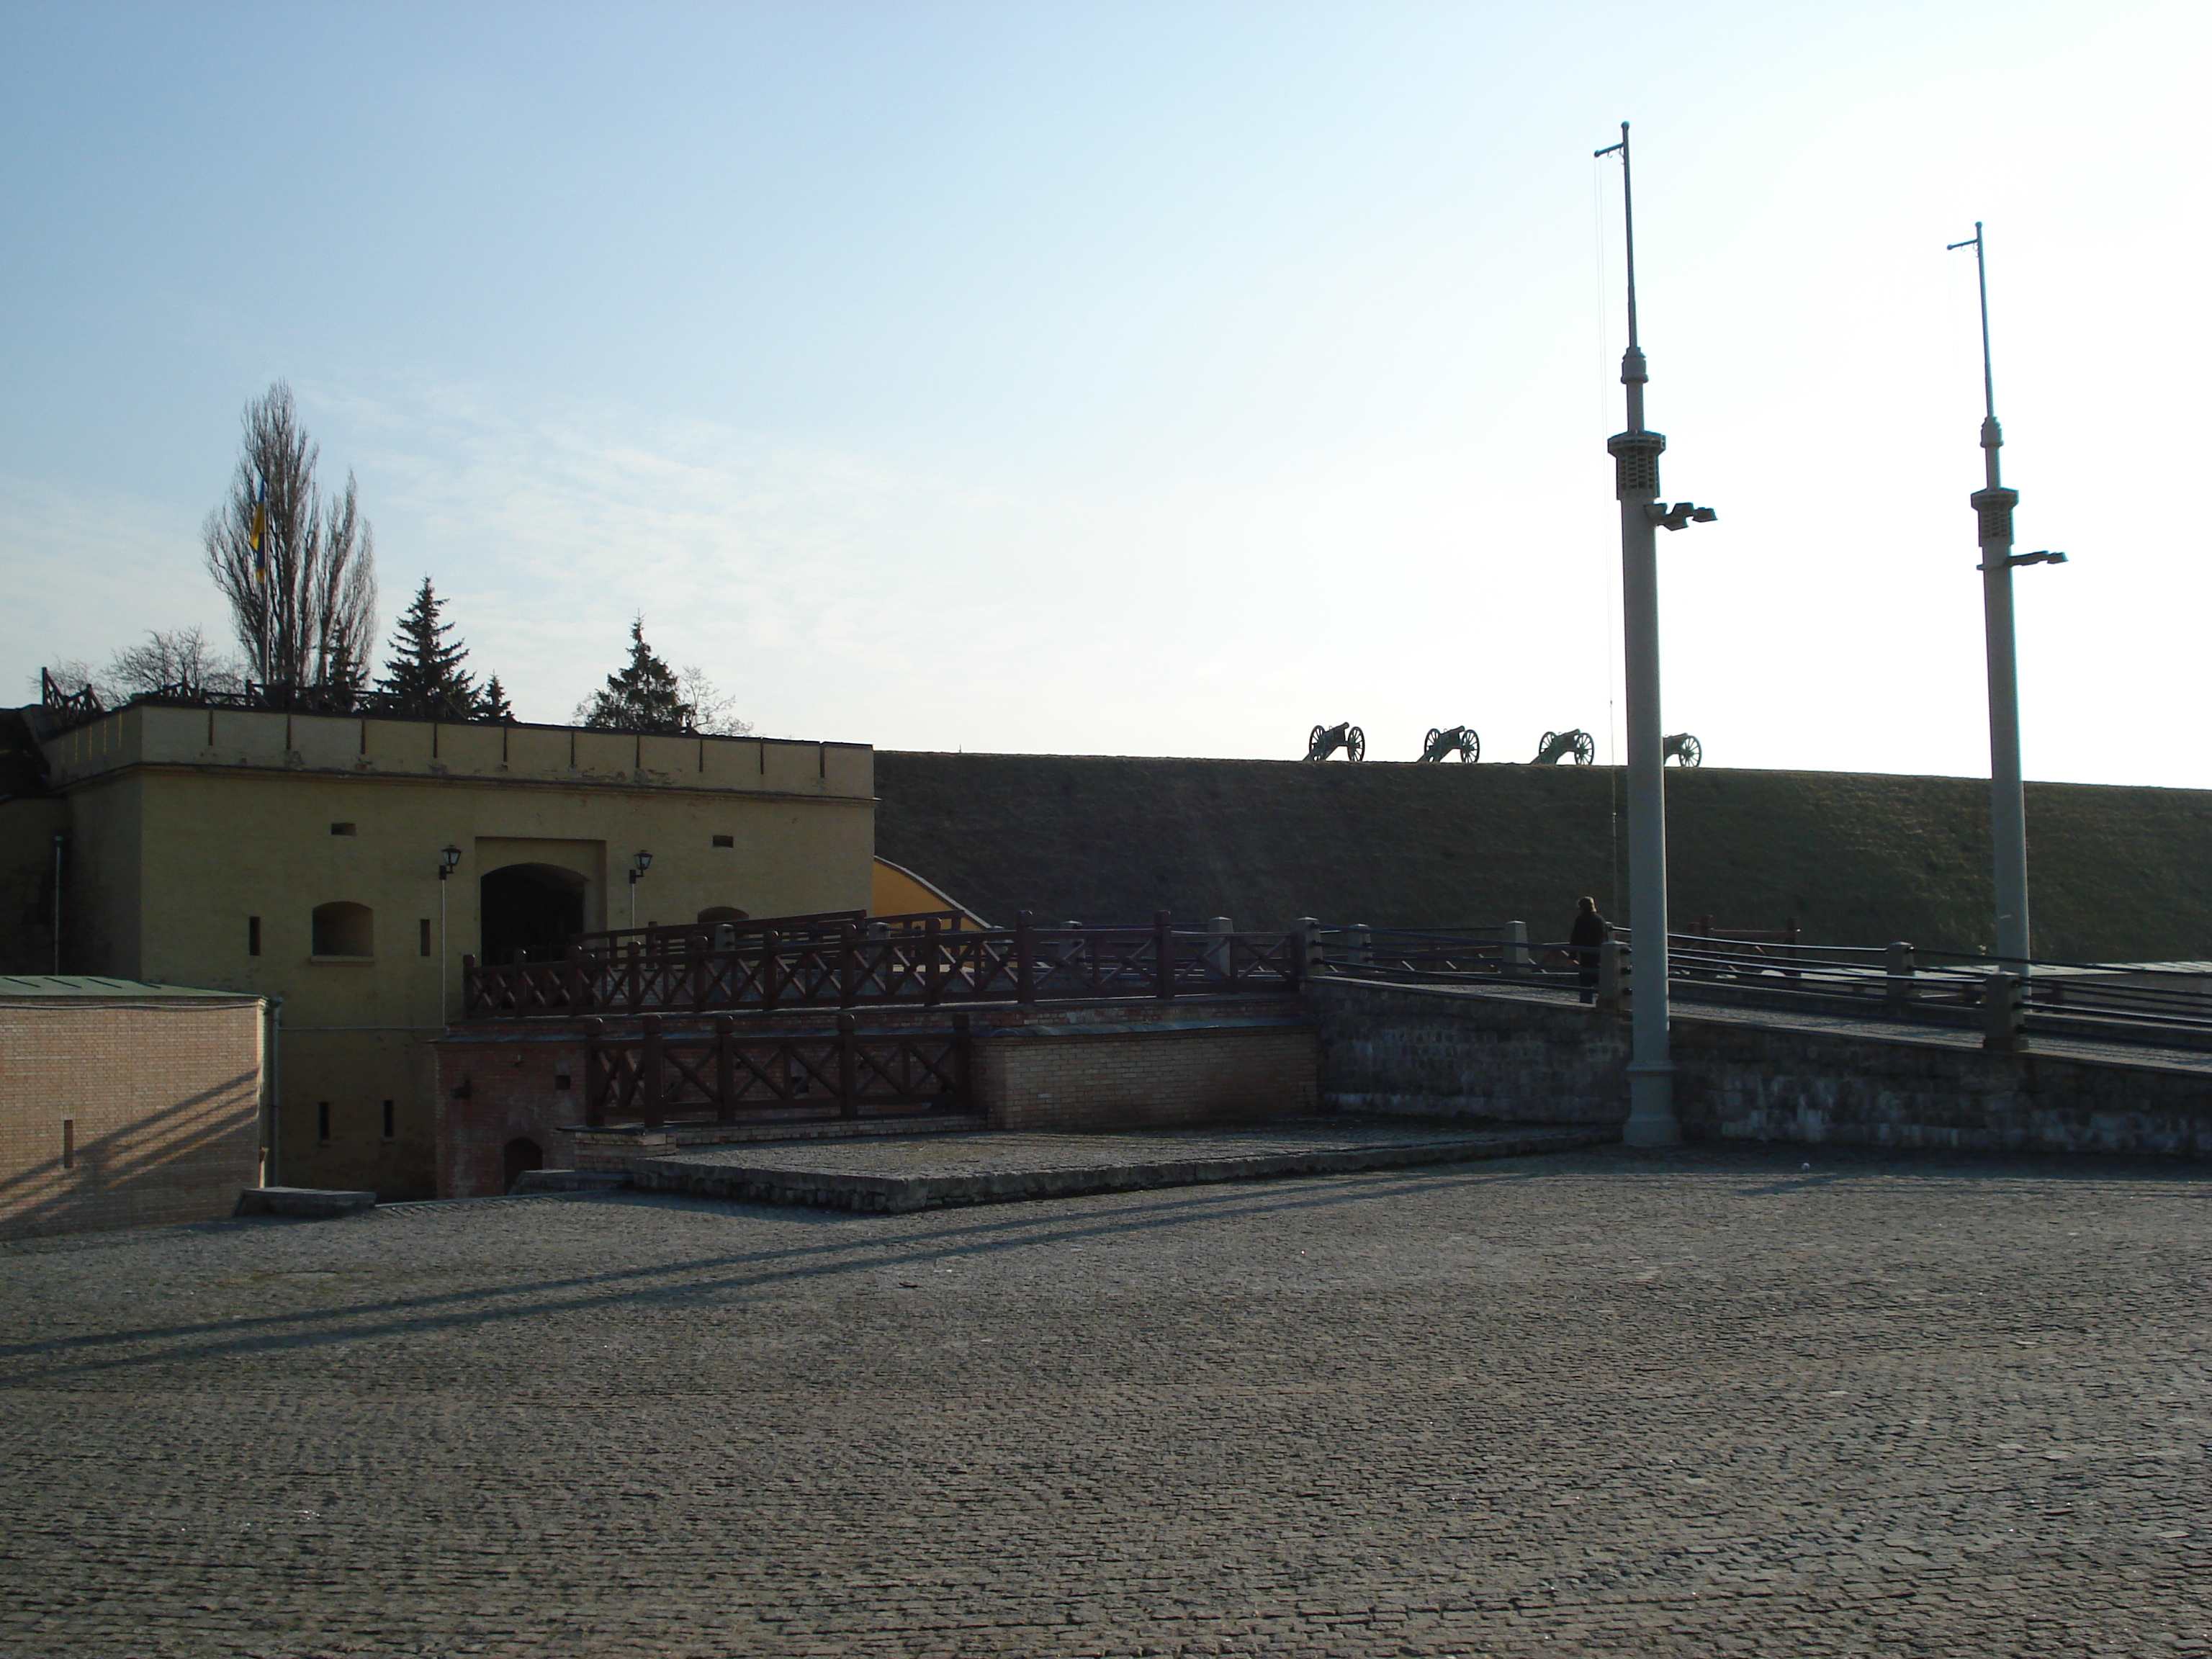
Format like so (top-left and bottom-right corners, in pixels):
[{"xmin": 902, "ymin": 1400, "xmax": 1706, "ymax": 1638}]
[{"xmin": 1623, "ymin": 1061, "xmax": 1681, "ymax": 1148}]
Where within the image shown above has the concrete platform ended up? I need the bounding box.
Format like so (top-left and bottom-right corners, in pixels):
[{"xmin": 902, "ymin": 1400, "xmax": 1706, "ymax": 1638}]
[
  {"xmin": 627, "ymin": 1120, "xmax": 1609, "ymax": 1213},
  {"xmin": 233, "ymin": 1186, "xmax": 377, "ymax": 1219}
]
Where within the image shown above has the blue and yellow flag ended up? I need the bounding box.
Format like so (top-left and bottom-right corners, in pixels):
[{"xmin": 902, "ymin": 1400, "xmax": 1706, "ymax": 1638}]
[{"xmin": 249, "ymin": 479, "xmax": 268, "ymax": 585}]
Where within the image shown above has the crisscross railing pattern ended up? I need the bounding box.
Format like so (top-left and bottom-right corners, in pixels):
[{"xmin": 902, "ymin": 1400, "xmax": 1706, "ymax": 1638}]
[
  {"xmin": 464, "ymin": 910, "xmax": 1302, "ymax": 1020},
  {"xmin": 584, "ymin": 1013, "xmax": 971, "ymax": 1128}
]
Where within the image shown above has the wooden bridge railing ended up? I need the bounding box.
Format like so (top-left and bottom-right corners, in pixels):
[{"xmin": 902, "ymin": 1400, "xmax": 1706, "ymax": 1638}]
[
  {"xmin": 583, "ymin": 1014, "xmax": 971, "ymax": 1128},
  {"xmin": 464, "ymin": 910, "xmax": 1302, "ymax": 1020}
]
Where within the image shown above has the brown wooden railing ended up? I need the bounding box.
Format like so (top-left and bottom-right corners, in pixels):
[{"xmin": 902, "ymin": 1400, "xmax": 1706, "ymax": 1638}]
[
  {"xmin": 570, "ymin": 909, "xmax": 955, "ymax": 958},
  {"xmin": 464, "ymin": 910, "xmax": 1302, "ymax": 1020},
  {"xmin": 583, "ymin": 1014, "xmax": 971, "ymax": 1128}
]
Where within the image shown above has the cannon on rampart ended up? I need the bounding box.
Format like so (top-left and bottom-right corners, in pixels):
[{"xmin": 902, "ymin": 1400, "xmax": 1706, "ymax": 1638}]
[
  {"xmin": 1419, "ymin": 726, "xmax": 1479, "ymax": 763},
  {"xmin": 1305, "ymin": 722, "xmax": 1365, "ymax": 763},
  {"xmin": 1532, "ymin": 729, "xmax": 1596, "ymax": 765}
]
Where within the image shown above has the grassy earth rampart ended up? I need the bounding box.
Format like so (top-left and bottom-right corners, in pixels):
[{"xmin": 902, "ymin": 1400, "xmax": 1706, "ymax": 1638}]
[{"xmin": 875, "ymin": 752, "xmax": 2211, "ymax": 961}]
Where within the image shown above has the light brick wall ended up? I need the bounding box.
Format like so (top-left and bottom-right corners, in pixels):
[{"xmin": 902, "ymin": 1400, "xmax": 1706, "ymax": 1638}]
[
  {"xmin": 0, "ymin": 998, "xmax": 264, "ymax": 1238},
  {"xmin": 980, "ymin": 1028, "xmax": 1318, "ymax": 1132}
]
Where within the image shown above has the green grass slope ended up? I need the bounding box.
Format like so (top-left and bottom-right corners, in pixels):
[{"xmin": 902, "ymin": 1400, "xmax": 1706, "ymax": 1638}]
[{"xmin": 874, "ymin": 752, "xmax": 2212, "ymax": 961}]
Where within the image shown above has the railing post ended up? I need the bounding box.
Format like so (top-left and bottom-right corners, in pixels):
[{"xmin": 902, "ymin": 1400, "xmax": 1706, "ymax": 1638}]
[
  {"xmin": 1505, "ymin": 921, "xmax": 1529, "ymax": 979},
  {"xmin": 1206, "ymin": 916, "xmax": 1232, "ymax": 985},
  {"xmin": 837, "ymin": 1012, "xmax": 859, "ymax": 1118},
  {"xmin": 688, "ymin": 938, "xmax": 707, "ymax": 1013},
  {"xmin": 1884, "ymin": 941, "xmax": 1917, "ymax": 1010},
  {"xmin": 1983, "ymin": 971, "xmax": 2029, "ymax": 1053},
  {"xmin": 582, "ymin": 1017, "xmax": 606, "ymax": 1128},
  {"xmin": 950, "ymin": 1010, "xmax": 972, "ymax": 1112},
  {"xmin": 923, "ymin": 916, "xmax": 943, "ymax": 1007},
  {"xmin": 1015, "ymin": 910, "xmax": 1036, "ymax": 1006},
  {"xmin": 1345, "ymin": 924, "xmax": 1370, "ymax": 968},
  {"xmin": 461, "ymin": 953, "xmax": 480, "ymax": 1015},
  {"xmin": 714, "ymin": 1015, "xmax": 735, "ymax": 1123},
  {"xmin": 1295, "ymin": 917, "xmax": 1323, "ymax": 981},
  {"xmin": 1598, "ymin": 938, "xmax": 1629, "ymax": 1016},
  {"xmin": 839, "ymin": 923, "xmax": 858, "ymax": 1010},
  {"xmin": 1154, "ymin": 910, "xmax": 1174, "ymax": 1002},
  {"xmin": 640, "ymin": 1014, "xmax": 665, "ymax": 1128},
  {"xmin": 761, "ymin": 929, "xmax": 781, "ymax": 1013}
]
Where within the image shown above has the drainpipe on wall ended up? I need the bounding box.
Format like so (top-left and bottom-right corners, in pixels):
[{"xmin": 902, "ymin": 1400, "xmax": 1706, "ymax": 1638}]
[
  {"xmin": 265, "ymin": 996, "xmax": 284, "ymax": 1187},
  {"xmin": 50, "ymin": 830, "xmax": 66, "ymax": 974}
]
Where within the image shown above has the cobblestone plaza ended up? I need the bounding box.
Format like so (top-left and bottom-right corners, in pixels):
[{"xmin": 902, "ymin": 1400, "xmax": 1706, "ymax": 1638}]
[{"xmin": 1, "ymin": 1144, "xmax": 2206, "ymax": 1657}]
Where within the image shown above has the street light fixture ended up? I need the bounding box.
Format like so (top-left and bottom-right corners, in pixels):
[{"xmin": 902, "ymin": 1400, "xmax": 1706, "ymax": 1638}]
[
  {"xmin": 1947, "ymin": 222, "xmax": 2067, "ymax": 971},
  {"xmin": 628, "ymin": 850, "xmax": 652, "ymax": 930},
  {"xmin": 1595, "ymin": 122, "xmax": 1716, "ymax": 1149},
  {"xmin": 436, "ymin": 845, "xmax": 462, "ymax": 1022}
]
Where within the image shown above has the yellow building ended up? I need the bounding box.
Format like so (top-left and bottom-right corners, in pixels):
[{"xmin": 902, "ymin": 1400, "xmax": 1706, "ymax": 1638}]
[{"xmin": 1, "ymin": 701, "xmax": 874, "ymax": 1197}]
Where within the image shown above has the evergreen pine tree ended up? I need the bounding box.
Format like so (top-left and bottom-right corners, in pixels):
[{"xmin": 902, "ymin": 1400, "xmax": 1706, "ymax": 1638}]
[
  {"xmin": 475, "ymin": 674, "xmax": 514, "ymax": 722},
  {"xmin": 576, "ymin": 618, "xmax": 697, "ymax": 733},
  {"xmin": 376, "ymin": 577, "xmax": 477, "ymax": 717}
]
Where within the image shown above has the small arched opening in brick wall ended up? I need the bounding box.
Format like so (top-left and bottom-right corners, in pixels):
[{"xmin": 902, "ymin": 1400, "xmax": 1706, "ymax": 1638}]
[{"xmin": 503, "ymin": 1136, "xmax": 544, "ymax": 1193}]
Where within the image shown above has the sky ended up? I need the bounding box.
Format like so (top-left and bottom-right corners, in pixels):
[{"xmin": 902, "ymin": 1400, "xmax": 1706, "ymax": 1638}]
[{"xmin": 2, "ymin": 1, "xmax": 2206, "ymax": 787}]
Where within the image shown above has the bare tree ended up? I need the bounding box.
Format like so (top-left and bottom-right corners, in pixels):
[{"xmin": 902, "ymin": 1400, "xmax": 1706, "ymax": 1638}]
[
  {"xmin": 107, "ymin": 626, "xmax": 246, "ymax": 697},
  {"xmin": 679, "ymin": 665, "xmax": 752, "ymax": 736},
  {"xmin": 203, "ymin": 382, "xmax": 378, "ymax": 687}
]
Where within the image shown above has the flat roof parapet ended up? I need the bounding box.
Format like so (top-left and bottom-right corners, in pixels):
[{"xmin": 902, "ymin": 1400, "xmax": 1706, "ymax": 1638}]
[{"xmin": 36, "ymin": 702, "xmax": 873, "ymax": 800}]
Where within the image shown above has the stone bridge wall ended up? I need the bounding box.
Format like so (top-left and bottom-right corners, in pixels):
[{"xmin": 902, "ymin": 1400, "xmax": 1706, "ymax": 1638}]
[{"xmin": 1308, "ymin": 978, "xmax": 2212, "ymax": 1156}]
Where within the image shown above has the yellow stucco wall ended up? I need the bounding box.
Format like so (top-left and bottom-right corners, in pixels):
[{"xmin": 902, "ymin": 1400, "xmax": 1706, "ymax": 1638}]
[
  {"xmin": 871, "ymin": 858, "xmax": 989, "ymax": 927},
  {"xmin": 32, "ymin": 704, "xmax": 876, "ymax": 1197}
]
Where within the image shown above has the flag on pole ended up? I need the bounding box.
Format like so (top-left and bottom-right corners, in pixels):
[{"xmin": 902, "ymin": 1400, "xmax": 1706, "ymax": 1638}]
[{"xmin": 249, "ymin": 479, "xmax": 269, "ymax": 585}]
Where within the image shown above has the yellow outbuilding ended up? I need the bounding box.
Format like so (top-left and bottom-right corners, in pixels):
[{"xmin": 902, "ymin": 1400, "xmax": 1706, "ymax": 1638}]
[{"xmin": 1, "ymin": 700, "xmax": 875, "ymax": 1196}]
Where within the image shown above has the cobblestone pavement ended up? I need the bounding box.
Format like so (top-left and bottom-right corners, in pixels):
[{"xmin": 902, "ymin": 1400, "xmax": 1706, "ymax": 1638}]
[{"xmin": 1, "ymin": 1144, "xmax": 2206, "ymax": 1658}]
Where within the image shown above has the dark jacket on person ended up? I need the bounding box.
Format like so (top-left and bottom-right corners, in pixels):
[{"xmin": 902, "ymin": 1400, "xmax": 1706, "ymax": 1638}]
[{"xmin": 1568, "ymin": 909, "xmax": 1611, "ymax": 951}]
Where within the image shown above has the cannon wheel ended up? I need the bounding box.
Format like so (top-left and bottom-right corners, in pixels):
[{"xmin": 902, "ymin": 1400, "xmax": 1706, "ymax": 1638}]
[
  {"xmin": 1348, "ymin": 726, "xmax": 1366, "ymax": 763},
  {"xmin": 1678, "ymin": 734, "xmax": 1702, "ymax": 768},
  {"xmin": 1307, "ymin": 724, "xmax": 1327, "ymax": 762},
  {"xmin": 1422, "ymin": 727, "xmax": 1442, "ymax": 763},
  {"xmin": 1537, "ymin": 730, "xmax": 1558, "ymax": 763},
  {"xmin": 1572, "ymin": 732, "xmax": 1595, "ymax": 765},
  {"xmin": 1458, "ymin": 729, "xmax": 1479, "ymax": 763}
]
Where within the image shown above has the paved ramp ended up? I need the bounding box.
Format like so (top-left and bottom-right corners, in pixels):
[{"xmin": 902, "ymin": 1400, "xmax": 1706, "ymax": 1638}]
[{"xmin": 628, "ymin": 1121, "xmax": 1606, "ymax": 1212}]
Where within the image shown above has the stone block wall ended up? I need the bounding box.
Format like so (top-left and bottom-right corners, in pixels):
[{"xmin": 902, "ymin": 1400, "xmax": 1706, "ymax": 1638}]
[
  {"xmin": 1308, "ymin": 976, "xmax": 2212, "ymax": 1156},
  {"xmin": 0, "ymin": 997, "xmax": 264, "ymax": 1238},
  {"xmin": 1306, "ymin": 979, "xmax": 1629, "ymax": 1125}
]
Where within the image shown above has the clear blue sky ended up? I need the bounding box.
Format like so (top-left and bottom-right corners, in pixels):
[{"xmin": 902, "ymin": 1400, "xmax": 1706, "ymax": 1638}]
[{"xmin": 4, "ymin": 1, "xmax": 2204, "ymax": 786}]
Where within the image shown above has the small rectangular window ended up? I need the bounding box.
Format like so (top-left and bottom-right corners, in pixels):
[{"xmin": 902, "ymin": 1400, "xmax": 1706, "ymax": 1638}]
[
  {"xmin": 712, "ymin": 835, "xmax": 734, "ymax": 848},
  {"xmin": 248, "ymin": 916, "xmax": 261, "ymax": 956},
  {"xmin": 330, "ymin": 822, "xmax": 356, "ymax": 836},
  {"xmin": 317, "ymin": 1102, "xmax": 331, "ymax": 1142},
  {"xmin": 62, "ymin": 1118, "xmax": 75, "ymax": 1170},
  {"xmin": 419, "ymin": 919, "xmax": 431, "ymax": 957},
  {"xmin": 382, "ymin": 1100, "xmax": 395, "ymax": 1139}
]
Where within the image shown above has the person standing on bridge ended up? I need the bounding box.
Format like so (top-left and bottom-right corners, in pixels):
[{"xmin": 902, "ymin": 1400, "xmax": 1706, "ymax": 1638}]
[{"xmin": 1568, "ymin": 896, "xmax": 1610, "ymax": 1004}]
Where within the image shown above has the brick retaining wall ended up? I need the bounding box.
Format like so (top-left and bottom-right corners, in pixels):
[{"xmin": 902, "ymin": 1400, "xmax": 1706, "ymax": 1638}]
[
  {"xmin": 0, "ymin": 997, "xmax": 264, "ymax": 1238},
  {"xmin": 435, "ymin": 999, "xmax": 1315, "ymax": 1195},
  {"xmin": 979, "ymin": 1023, "xmax": 1317, "ymax": 1132}
]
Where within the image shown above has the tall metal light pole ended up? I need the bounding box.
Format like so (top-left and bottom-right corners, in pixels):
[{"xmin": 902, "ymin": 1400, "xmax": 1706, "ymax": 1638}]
[
  {"xmin": 1946, "ymin": 223, "xmax": 2064, "ymax": 971},
  {"xmin": 1595, "ymin": 123, "xmax": 1716, "ymax": 1147}
]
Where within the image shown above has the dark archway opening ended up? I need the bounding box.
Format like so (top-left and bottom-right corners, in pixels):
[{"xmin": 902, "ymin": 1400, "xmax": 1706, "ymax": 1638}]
[
  {"xmin": 503, "ymin": 1136, "xmax": 544, "ymax": 1193},
  {"xmin": 480, "ymin": 863, "xmax": 586, "ymax": 964}
]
